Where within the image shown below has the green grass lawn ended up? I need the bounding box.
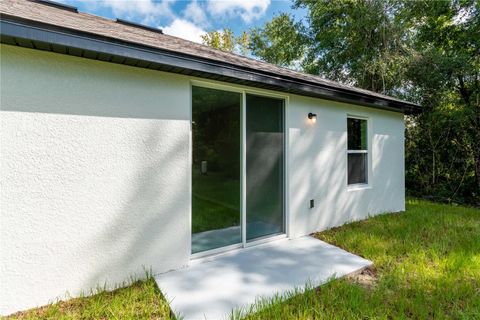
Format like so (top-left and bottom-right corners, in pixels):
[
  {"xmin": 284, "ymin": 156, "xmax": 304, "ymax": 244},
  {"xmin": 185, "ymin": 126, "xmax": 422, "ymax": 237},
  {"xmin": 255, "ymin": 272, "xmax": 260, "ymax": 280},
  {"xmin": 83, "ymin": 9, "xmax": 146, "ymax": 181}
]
[
  {"xmin": 8, "ymin": 199, "xmax": 480, "ymax": 319},
  {"xmin": 7, "ymin": 276, "xmax": 173, "ymax": 320},
  {"xmin": 240, "ymin": 199, "xmax": 480, "ymax": 319}
]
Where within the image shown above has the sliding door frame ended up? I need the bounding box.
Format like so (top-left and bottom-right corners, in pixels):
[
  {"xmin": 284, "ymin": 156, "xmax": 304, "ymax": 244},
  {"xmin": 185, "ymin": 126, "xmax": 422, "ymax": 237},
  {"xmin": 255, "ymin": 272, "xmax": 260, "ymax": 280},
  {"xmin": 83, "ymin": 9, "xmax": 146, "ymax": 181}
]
[{"xmin": 190, "ymin": 79, "xmax": 289, "ymax": 260}]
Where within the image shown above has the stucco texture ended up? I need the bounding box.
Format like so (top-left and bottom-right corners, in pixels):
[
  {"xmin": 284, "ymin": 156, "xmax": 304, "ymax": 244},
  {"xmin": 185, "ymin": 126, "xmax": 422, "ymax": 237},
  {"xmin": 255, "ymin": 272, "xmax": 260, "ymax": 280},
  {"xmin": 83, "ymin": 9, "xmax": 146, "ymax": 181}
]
[
  {"xmin": 287, "ymin": 95, "xmax": 405, "ymax": 238},
  {"xmin": 0, "ymin": 45, "xmax": 191, "ymax": 315},
  {"xmin": 1, "ymin": 44, "xmax": 406, "ymax": 316}
]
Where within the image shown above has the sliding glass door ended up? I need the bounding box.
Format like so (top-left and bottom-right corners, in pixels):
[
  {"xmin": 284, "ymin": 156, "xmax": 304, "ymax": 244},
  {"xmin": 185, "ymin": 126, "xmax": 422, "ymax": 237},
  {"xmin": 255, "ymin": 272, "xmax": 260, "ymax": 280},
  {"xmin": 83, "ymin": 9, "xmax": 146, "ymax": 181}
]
[
  {"xmin": 192, "ymin": 86, "xmax": 285, "ymax": 254},
  {"xmin": 246, "ymin": 94, "xmax": 285, "ymax": 241},
  {"xmin": 191, "ymin": 86, "xmax": 241, "ymax": 254}
]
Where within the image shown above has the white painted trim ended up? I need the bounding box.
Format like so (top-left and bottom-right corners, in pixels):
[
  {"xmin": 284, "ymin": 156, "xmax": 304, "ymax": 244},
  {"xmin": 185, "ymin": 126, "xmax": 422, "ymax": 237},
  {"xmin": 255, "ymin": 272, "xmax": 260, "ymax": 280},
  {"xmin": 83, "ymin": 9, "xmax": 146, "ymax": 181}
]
[
  {"xmin": 244, "ymin": 88, "xmax": 289, "ymax": 100},
  {"xmin": 189, "ymin": 235, "xmax": 288, "ymax": 260},
  {"xmin": 346, "ymin": 114, "xmax": 371, "ymax": 188},
  {"xmin": 189, "ymin": 79, "xmax": 290, "ymax": 259},
  {"xmin": 190, "ymin": 243, "xmax": 243, "ymax": 260},
  {"xmin": 189, "ymin": 82, "xmax": 243, "ymax": 258},
  {"xmin": 190, "ymin": 233, "xmax": 288, "ymax": 261},
  {"xmin": 189, "ymin": 236, "xmax": 290, "ymax": 265},
  {"xmin": 188, "ymin": 83, "xmax": 193, "ymax": 256},
  {"xmin": 243, "ymin": 92, "xmax": 288, "ymax": 246},
  {"xmin": 368, "ymin": 115, "xmax": 373, "ymax": 188},
  {"xmin": 190, "ymin": 79, "xmax": 244, "ymax": 94},
  {"xmin": 283, "ymin": 96, "xmax": 290, "ymax": 238},
  {"xmin": 189, "ymin": 81, "xmax": 289, "ymax": 259},
  {"xmin": 346, "ymin": 113, "xmax": 369, "ymax": 120},
  {"xmin": 241, "ymin": 92, "xmax": 247, "ymax": 247},
  {"xmin": 347, "ymin": 184, "xmax": 373, "ymax": 192},
  {"xmin": 245, "ymin": 233, "xmax": 287, "ymax": 248},
  {"xmin": 347, "ymin": 150, "xmax": 368, "ymax": 154},
  {"xmin": 191, "ymin": 77, "xmax": 290, "ymax": 100}
]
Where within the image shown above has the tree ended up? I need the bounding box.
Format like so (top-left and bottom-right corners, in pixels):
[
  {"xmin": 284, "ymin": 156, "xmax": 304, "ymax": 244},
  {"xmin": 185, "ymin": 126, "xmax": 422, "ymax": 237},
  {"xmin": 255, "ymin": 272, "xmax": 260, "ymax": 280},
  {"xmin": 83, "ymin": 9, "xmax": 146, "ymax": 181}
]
[
  {"xmin": 248, "ymin": 1, "xmax": 413, "ymax": 95},
  {"xmin": 404, "ymin": 0, "xmax": 479, "ymax": 202},
  {"xmin": 201, "ymin": 28, "xmax": 250, "ymax": 55},
  {"xmin": 247, "ymin": 0, "xmax": 479, "ymax": 204},
  {"xmin": 249, "ymin": 13, "xmax": 307, "ymax": 69}
]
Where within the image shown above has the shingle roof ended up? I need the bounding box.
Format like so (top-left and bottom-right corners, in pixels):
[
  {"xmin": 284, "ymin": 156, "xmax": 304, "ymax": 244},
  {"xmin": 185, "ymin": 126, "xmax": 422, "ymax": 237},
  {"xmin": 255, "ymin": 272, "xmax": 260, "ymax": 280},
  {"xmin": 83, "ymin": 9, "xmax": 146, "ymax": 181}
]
[{"xmin": 0, "ymin": 0, "xmax": 421, "ymax": 113}]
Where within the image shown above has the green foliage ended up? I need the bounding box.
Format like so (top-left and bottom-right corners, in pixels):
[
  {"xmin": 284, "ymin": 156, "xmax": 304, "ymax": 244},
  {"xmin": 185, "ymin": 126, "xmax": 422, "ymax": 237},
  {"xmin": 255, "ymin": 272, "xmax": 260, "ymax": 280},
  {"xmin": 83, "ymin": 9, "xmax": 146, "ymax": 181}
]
[
  {"xmin": 403, "ymin": 0, "xmax": 479, "ymax": 204},
  {"xmin": 8, "ymin": 201, "xmax": 480, "ymax": 319},
  {"xmin": 201, "ymin": 28, "xmax": 250, "ymax": 55},
  {"xmin": 249, "ymin": 13, "xmax": 307, "ymax": 68},
  {"xmin": 7, "ymin": 274, "xmax": 174, "ymax": 319},
  {"xmin": 201, "ymin": 28, "xmax": 235, "ymax": 52},
  {"xmin": 192, "ymin": 86, "xmax": 241, "ymax": 178},
  {"xmin": 237, "ymin": 199, "xmax": 480, "ymax": 319},
  {"xmin": 296, "ymin": 0, "xmax": 413, "ymax": 94},
  {"xmin": 247, "ymin": 0, "xmax": 480, "ymax": 205}
]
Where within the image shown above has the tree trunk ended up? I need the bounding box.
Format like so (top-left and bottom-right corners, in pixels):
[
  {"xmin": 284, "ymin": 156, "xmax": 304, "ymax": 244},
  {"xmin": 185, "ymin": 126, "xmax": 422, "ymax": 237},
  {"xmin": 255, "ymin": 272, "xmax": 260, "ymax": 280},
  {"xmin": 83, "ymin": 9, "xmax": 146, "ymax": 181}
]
[
  {"xmin": 474, "ymin": 117, "xmax": 480, "ymax": 193},
  {"xmin": 475, "ymin": 151, "xmax": 480, "ymax": 192}
]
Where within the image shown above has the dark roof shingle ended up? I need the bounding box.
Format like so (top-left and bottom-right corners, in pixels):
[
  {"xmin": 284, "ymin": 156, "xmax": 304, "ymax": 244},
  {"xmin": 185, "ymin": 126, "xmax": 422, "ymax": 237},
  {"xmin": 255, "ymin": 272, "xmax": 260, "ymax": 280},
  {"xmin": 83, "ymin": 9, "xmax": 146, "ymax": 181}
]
[{"xmin": 0, "ymin": 0, "xmax": 421, "ymax": 113}]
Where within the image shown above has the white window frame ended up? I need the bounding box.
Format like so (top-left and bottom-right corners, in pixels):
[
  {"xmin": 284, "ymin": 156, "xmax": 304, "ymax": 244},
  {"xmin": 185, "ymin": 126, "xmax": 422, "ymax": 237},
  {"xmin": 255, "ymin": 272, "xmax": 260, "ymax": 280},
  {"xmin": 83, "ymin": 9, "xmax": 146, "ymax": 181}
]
[
  {"xmin": 346, "ymin": 115, "xmax": 371, "ymax": 190},
  {"xmin": 189, "ymin": 79, "xmax": 290, "ymax": 260}
]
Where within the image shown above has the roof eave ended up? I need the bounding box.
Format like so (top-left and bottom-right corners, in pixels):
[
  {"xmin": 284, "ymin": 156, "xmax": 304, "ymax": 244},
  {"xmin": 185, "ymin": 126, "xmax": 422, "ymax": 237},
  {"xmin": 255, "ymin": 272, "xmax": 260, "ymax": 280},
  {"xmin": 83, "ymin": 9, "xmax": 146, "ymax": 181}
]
[{"xmin": 0, "ymin": 15, "xmax": 422, "ymax": 115}]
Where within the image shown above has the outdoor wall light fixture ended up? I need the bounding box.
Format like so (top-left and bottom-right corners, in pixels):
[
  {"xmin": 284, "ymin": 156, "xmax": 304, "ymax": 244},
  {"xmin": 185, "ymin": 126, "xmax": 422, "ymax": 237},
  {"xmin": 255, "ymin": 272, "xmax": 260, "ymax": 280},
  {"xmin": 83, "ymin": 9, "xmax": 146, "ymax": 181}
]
[{"xmin": 308, "ymin": 113, "xmax": 317, "ymax": 123}]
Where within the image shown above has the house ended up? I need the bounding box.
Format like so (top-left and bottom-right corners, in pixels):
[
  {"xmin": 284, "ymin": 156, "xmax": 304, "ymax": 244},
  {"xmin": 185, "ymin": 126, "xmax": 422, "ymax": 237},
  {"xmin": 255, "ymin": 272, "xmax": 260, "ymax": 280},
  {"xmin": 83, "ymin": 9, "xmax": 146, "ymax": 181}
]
[{"xmin": 0, "ymin": 0, "xmax": 421, "ymax": 315}]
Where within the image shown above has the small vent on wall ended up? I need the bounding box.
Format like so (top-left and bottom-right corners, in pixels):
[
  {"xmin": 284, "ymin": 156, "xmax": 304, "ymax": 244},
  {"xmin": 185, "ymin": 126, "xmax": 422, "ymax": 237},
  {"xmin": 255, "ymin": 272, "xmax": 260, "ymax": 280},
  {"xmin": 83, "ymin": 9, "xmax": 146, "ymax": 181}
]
[
  {"xmin": 116, "ymin": 19, "xmax": 163, "ymax": 34},
  {"xmin": 35, "ymin": 0, "xmax": 78, "ymax": 12}
]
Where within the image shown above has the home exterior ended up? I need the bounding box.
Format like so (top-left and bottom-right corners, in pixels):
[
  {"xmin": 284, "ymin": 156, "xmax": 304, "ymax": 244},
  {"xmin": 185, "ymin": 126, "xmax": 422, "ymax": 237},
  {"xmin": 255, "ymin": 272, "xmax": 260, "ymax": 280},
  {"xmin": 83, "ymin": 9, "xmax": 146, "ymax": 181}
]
[{"xmin": 0, "ymin": 0, "xmax": 421, "ymax": 315}]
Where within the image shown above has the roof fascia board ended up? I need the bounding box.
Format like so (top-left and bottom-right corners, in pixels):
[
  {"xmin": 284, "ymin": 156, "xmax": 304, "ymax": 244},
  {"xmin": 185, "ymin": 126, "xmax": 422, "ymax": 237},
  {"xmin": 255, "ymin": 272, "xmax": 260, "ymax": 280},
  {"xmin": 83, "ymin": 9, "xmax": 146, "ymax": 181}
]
[{"xmin": 0, "ymin": 16, "xmax": 421, "ymax": 114}]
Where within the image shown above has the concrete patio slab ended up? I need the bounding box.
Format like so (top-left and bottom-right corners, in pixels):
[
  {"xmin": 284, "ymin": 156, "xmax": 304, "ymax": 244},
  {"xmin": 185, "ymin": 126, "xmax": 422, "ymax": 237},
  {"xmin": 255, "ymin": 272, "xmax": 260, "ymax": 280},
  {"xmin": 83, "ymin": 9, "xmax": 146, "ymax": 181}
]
[{"xmin": 155, "ymin": 236, "xmax": 372, "ymax": 320}]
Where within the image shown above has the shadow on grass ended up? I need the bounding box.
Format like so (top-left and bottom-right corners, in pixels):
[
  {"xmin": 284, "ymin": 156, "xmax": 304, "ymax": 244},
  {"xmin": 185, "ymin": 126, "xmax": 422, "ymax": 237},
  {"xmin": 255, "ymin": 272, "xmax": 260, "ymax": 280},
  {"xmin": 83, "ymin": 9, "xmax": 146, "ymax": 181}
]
[
  {"xmin": 6, "ymin": 271, "xmax": 178, "ymax": 320},
  {"xmin": 240, "ymin": 199, "xmax": 480, "ymax": 319},
  {"xmin": 7, "ymin": 200, "xmax": 479, "ymax": 319}
]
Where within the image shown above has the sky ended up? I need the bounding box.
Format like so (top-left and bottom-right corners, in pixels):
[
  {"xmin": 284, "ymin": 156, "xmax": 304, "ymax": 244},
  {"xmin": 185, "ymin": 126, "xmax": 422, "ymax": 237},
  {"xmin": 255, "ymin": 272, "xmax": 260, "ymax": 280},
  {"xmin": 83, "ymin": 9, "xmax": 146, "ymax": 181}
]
[{"xmin": 58, "ymin": 0, "xmax": 307, "ymax": 43}]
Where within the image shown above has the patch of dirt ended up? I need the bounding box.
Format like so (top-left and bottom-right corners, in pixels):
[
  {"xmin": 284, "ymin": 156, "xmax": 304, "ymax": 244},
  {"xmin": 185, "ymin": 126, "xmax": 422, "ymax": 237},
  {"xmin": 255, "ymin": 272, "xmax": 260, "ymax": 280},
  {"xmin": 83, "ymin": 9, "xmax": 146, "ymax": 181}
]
[
  {"xmin": 347, "ymin": 265, "xmax": 378, "ymax": 289},
  {"xmin": 5, "ymin": 298, "xmax": 77, "ymax": 319}
]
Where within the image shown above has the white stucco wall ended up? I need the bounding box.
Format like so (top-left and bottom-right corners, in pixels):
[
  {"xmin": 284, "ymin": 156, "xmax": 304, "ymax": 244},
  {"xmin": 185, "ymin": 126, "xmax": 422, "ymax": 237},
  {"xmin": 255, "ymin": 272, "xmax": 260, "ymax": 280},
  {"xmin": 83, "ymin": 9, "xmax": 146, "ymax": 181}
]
[
  {"xmin": 287, "ymin": 95, "xmax": 405, "ymax": 238},
  {"xmin": 0, "ymin": 44, "xmax": 405, "ymax": 315},
  {"xmin": 0, "ymin": 45, "xmax": 191, "ymax": 315}
]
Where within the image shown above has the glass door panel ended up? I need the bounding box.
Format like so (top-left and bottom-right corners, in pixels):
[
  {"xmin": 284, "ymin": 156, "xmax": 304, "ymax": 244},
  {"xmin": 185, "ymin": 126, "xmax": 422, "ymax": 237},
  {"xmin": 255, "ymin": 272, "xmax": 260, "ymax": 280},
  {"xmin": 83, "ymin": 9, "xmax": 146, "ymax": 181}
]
[
  {"xmin": 246, "ymin": 94, "xmax": 284, "ymax": 241},
  {"xmin": 191, "ymin": 86, "xmax": 241, "ymax": 253}
]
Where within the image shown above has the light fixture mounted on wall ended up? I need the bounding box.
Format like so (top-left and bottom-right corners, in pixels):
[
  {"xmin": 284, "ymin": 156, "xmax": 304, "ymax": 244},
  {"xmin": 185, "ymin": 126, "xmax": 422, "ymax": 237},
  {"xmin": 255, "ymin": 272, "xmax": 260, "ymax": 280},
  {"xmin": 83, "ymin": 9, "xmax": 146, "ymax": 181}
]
[{"xmin": 308, "ymin": 112, "xmax": 317, "ymax": 123}]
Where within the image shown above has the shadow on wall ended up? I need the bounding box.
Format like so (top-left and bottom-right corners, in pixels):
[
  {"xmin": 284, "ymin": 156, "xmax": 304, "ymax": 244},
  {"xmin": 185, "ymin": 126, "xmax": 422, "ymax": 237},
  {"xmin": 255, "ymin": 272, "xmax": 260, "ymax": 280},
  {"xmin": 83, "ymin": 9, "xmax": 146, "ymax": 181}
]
[
  {"xmin": 0, "ymin": 44, "xmax": 189, "ymax": 121},
  {"xmin": 80, "ymin": 123, "xmax": 190, "ymax": 293},
  {"xmin": 289, "ymin": 105, "xmax": 402, "ymax": 236},
  {"xmin": 0, "ymin": 45, "xmax": 192, "ymax": 310}
]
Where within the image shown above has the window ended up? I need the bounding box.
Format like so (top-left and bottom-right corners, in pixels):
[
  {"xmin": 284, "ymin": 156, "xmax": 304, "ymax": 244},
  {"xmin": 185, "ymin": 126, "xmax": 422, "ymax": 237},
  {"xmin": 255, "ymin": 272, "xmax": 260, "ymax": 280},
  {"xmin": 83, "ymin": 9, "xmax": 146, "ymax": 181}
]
[{"xmin": 347, "ymin": 117, "xmax": 368, "ymax": 185}]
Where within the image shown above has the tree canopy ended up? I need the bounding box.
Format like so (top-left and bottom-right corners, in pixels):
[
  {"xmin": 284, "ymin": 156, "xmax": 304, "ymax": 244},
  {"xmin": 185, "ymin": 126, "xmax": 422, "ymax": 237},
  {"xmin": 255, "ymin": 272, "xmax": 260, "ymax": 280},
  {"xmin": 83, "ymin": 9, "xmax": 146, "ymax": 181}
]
[
  {"xmin": 201, "ymin": 28, "xmax": 249, "ymax": 55},
  {"xmin": 201, "ymin": 0, "xmax": 479, "ymax": 205}
]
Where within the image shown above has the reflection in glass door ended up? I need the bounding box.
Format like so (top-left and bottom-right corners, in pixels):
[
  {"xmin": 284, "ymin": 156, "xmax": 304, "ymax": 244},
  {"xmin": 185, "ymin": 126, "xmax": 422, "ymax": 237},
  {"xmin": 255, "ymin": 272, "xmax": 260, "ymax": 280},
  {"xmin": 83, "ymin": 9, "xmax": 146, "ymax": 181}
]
[
  {"xmin": 191, "ymin": 86, "xmax": 285, "ymax": 254},
  {"xmin": 191, "ymin": 86, "xmax": 241, "ymax": 254},
  {"xmin": 246, "ymin": 94, "xmax": 284, "ymax": 241}
]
